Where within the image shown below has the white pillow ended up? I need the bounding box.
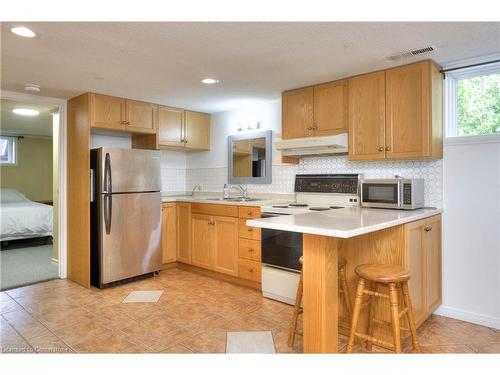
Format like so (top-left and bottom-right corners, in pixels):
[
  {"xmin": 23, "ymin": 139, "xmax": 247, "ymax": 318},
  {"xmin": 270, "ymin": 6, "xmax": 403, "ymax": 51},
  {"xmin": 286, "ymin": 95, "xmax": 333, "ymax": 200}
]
[{"xmin": 0, "ymin": 188, "xmax": 29, "ymax": 203}]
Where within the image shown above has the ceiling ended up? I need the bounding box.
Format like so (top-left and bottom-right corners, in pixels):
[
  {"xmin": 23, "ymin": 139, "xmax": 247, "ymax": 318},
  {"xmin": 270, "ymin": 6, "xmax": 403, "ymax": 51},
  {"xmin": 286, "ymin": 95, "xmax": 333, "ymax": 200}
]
[
  {"xmin": 1, "ymin": 22, "xmax": 499, "ymax": 113},
  {"xmin": 0, "ymin": 99, "xmax": 57, "ymax": 137}
]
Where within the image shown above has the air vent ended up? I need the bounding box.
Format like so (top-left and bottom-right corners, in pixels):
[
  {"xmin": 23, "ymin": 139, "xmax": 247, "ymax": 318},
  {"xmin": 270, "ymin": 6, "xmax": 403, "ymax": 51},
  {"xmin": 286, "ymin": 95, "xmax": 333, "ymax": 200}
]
[{"xmin": 388, "ymin": 46, "xmax": 436, "ymax": 61}]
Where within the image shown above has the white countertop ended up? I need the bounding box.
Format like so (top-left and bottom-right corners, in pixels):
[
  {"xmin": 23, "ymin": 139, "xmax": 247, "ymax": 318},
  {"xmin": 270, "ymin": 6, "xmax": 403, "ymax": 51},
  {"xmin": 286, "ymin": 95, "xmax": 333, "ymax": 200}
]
[
  {"xmin": 246, "ymin": 207, "xmax": 442, "ymax": 238},
  {"xmin": 161, "ymin": 195, "xmax": 292, "ymax": 207}
]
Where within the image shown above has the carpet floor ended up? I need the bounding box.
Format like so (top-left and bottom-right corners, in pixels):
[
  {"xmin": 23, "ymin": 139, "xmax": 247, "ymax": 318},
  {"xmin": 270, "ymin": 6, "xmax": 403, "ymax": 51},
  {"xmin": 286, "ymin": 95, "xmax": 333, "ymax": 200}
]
[{"xmin": 0, "ymin": 245, "xmax": 58, "ymax": 291}]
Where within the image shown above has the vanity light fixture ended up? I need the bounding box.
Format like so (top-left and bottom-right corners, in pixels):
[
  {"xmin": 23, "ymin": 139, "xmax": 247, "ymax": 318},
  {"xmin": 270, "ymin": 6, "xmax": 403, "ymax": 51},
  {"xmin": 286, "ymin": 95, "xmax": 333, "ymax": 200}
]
[
  {"xmin": 201, "ymin": 78, "xmax": 219, "ymax": 84},
  {"xmin": 11, "ymin": 26, "xmax": 36, "ymax": 38},
  {"xmin": 12, "ymin": 108, "xmax": 39, "ymax": 116}
]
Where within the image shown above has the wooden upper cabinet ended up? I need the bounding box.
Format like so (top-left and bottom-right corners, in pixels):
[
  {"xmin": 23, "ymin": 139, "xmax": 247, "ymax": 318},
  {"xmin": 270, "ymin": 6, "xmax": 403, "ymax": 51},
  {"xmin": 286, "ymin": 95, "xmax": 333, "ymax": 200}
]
[
  {"xmin": 176, "ymin": 202, "xmax": 192, "ymax": 264},
  {"xmin": 158, "ymin": 106, "xmax": 185, "ymax": 147},
  {"xmin": 212, "ymin": 216, "xmax": 239, "ymax": 277},
  {"xmin": 348, "ymin": 71, "xmax": 386, "ymax": 160},
  {"xmin": 126, "ymin": 100, "xmax": 157, "ymax": 133},
  {"xmin": 90, "ymin": 93, "xmax": 126, "ymax": 130},
  {"xmin": 313, "ymin": 80, "xmax": 348, "ymax": 137},
  {"xmin": 161, "ymin": 203, "xmax": 177, "ymax": 264},
  {"xmin": 282, "ymin": 87, "xmax": 314, "ymax": 139},
  {"xmin": 184, "ymin": 110, "xmax": 211, "ymax": 150},
  {"xmin": 385, "ymin": 61, "xmax": 442, "ymax": 159}
]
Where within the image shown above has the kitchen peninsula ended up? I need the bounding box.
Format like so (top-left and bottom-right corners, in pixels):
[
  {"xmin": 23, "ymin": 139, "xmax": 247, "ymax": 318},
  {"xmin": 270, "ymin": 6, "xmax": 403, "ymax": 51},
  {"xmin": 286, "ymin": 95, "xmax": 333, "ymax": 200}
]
[{"xmin": 247, "ymin": 207, "xmax": 442, "ymax": 353}]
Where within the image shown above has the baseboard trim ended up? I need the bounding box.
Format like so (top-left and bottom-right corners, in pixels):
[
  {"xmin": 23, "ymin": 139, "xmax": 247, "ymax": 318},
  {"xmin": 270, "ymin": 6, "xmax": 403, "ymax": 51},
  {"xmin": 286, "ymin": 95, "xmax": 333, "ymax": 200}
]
[{"xmin": 434, "ymin": 305, "xmax": 500, "ymax": 329}]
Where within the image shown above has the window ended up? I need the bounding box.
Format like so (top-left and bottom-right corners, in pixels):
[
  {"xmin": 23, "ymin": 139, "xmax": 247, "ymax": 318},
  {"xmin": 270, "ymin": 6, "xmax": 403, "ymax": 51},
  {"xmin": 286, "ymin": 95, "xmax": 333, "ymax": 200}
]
[
  {"xmin": 0, "ymin": 136, "xmax": 17, "ymax": 165},
  {"xmin": 445, "ymin": 62, "xmax": 500, "ymax": 138}
]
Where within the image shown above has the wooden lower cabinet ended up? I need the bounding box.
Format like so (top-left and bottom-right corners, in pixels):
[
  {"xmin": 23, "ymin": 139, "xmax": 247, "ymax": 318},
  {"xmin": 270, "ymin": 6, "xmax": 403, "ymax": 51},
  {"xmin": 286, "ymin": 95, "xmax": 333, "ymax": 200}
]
[
  {"xmin": 191, "ymin": 213, "xmax": 212, "ymax": 269},
  {"xmin": 404, "ymin": 214, "xmax": 442, "ymax": 327},
  {"xmin": 212, "ymin": 216, "xmax": 239, "ymax": 276},
  {"xmin": 238, "ymin": 258, "xmax": 262, "ymax": 282},
  {"xmin": 191, "ymin": 213, "xmax": 239, "ymax": 276},
  {"xmin": 161, "ymin": 203, "xmax": 177, "ymax": 264},
  {"xmin": 176, "ymin": 202, "xmax": 192, "ymax": 264}
]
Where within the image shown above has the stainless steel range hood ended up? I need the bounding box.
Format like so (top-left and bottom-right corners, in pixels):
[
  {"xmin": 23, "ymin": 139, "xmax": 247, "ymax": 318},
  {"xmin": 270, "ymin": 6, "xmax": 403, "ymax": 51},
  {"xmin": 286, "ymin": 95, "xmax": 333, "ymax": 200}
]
[{"xmin": 275, "ymin": 133, "xmax": 348, "ymax": 157}]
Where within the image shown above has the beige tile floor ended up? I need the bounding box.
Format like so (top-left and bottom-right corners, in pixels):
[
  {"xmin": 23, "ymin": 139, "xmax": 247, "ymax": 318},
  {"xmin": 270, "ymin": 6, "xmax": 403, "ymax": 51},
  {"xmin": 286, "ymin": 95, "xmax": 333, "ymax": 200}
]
[{"xmin": 1, "ymin": 267, "xmax": 499, "ymax": 354}]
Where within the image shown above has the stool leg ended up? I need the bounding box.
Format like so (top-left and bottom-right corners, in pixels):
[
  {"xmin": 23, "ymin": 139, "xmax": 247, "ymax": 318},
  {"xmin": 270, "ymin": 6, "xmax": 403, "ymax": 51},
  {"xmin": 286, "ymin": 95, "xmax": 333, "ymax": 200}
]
[
  {"xmin": 339, "ymin": 264, "xmax": 352, "ymax": 324},
  {"xmin": 346, "ymin": 278, "xmax": 365, "ymax": 353},
  {"xmin": 388, "ymin": 283, "xmax": 402, "ymax": 353},
  {"xmin": 365, "ymin": 282, "xmax": 376, "ymax": 351},
  {"xmin": 401, "ymin": 282, "xmax": 421, "ymax": 353},
  {"xmin": 288, "ymin": 268, "xmax": 303, "ymax": 347}
]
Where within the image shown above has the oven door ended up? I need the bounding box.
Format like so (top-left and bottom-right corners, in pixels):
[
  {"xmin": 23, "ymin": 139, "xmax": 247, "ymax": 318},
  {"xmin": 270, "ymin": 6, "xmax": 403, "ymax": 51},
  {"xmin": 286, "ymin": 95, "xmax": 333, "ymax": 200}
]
[
  {"xmin": 261, "ymin": 212, "xmax": 303, "ymax": 272},
  {"xmin": 361, "ymin": 180, "xmax": 401, "ymax": 208}
]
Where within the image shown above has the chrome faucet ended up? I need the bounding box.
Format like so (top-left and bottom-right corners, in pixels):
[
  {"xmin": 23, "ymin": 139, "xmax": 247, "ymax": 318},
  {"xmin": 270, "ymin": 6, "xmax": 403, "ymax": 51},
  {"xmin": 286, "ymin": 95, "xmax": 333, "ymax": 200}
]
[
  {"xmin": 229, "ymin": 184, "xmax": 248, "ymax": 199},
  {"xmin": 190, "ymin": 184, "xmax": 202, "ymax": 197}
]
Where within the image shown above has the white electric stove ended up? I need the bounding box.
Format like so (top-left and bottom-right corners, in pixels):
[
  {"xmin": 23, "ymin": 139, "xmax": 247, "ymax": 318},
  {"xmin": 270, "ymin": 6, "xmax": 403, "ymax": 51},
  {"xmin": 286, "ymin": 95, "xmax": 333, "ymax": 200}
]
[
  {"xmin": 261, "ymin": 174, "xmax": 361, "ymax": 215},
  {"xmin": 260, "ymin": 174, "xmax": 361, "ymax": 305}
]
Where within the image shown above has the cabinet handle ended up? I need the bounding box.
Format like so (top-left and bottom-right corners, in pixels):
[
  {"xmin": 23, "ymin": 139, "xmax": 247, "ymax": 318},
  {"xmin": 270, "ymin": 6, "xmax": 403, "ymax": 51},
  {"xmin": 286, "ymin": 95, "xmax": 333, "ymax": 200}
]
[
  {"xmin": 248, "ymin": 228, "xmax": 253, "ymax": 232},
  {"xmin": 248, "ymin": 268, "xmax": 253, "ymax": 273},
  {"xmin": 424, "ymin": 226, "xmax": 432, "ymax": 232},
  {"xmin": 385, "ymin": 146, "xmax": 391, "ymax": 151},
  {"xmin": 378, "ymin": 147, "xmax": 384, "ymax": 152},
  {"xmin": 248, "ymin": 248, "xmax": 253, "ymax": 252}
]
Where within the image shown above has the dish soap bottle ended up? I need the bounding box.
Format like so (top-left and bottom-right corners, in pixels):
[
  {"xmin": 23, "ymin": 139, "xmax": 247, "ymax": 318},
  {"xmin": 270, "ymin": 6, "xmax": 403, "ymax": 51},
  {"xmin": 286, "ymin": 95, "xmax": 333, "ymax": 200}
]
[{"xmin": 223, "ymin": 184, "xmax": 230, "ymax": 199}]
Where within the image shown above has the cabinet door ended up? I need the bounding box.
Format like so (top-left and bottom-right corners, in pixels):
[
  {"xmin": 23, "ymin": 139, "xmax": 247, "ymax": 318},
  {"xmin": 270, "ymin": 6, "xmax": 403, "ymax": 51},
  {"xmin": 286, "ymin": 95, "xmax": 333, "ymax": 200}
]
[
  {"xmin": 158, "ymin": 106, "xmax": 185, "ymax": 147},
  {"xmin": 404, "ymin": 219, "xmax": 427, "ymax": 327},
  {"xmin": 176, "ymin": 202, "xmax": 191, "ymax": 264},
  {"xmin": 212, "ymin": 216, "xmax": 239, "ymax": 276},
  {"xmin": 313, "ymin": 80, "xmax": 348, "ymax": 137},
  {"xmin": 424, "ymin": 215, "xmax": 442, "ymax": 312},
  {"xmin": 161, "ymin": 203, "xmax": 177, "ymax": 263},
  {"xmin": 90, "ymin": 93, "xmax": 126, "ymax": 130},
  {"xmin": 348, "ymin": 72, "xmax": 386, "ymax": 160},
  {"xmin": 191, "ymin": 213, "xmax": 213, "ymax": 270},
  {"xmin": 385, "ymin": 61, "xmax": 430, "ymax": 159},
  {"xmin": 126, "ymin": 100, "xmax": 157, "ymax": 133},
  {"xmin": 184, "ymin": 110, "xmax": 210, "ymax": 150},
  {"xmin": 282, "ymin": 87, "xmax": 314, "ymax": 139}
]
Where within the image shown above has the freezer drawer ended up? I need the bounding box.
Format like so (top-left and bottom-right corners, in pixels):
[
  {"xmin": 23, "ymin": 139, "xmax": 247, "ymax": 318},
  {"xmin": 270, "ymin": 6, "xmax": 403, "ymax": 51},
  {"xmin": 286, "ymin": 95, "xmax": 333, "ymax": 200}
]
[{"xmin": 99, "ymin": 191, "xmax": 162, "ymax": 284}]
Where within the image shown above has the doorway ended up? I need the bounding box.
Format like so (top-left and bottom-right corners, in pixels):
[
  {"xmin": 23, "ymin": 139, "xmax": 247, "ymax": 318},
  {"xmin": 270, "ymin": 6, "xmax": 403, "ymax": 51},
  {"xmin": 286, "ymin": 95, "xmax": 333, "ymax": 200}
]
[{"xmin": 0, "ymin": 92, "xmax": 67, "ymax": 290}]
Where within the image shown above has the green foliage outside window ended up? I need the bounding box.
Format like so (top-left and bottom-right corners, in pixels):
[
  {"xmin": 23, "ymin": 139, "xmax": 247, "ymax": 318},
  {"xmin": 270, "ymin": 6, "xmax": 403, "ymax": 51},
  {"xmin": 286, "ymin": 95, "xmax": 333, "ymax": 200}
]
[{"xmin": 457, "ymin": 73, "xmax": 500, "ymax": 136}]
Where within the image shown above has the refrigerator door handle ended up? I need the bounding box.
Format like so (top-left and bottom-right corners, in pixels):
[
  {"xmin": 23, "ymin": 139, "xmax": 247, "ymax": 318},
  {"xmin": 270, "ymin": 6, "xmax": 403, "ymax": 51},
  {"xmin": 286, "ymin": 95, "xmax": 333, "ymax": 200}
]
[
  {"xmin": 104, "ymin": 193, "xmax": 112, "ymax": 235},
  {"xmin": 104, "ymin": 152, "xmax": 112, "ymax": 194},
  {"xmin": 90, "ymin": 169, "xmax": 95, "ymax": 203}
]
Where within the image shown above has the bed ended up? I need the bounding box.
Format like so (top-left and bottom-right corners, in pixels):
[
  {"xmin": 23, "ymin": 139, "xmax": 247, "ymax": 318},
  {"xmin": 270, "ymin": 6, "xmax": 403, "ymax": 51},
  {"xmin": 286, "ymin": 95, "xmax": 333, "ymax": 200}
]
[{"xmin": 1, "ymin": 188, "xmax": 53, "ymax": 242}]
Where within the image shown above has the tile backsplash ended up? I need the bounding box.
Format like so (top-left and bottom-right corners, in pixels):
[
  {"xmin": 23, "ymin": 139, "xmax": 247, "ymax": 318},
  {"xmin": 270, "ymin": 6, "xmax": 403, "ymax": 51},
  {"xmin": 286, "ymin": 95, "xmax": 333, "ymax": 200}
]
[{"xmin": 163, "ymin": 155, "xmax": 443, "ymax": 208}]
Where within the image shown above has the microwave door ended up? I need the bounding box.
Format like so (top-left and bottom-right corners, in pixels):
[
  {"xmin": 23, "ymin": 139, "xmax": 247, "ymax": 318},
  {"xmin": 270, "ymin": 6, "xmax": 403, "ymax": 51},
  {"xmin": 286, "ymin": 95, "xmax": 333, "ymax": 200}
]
[{"xmin": 362, "ymin": 182, "xmax": 401, "ymax": 208}]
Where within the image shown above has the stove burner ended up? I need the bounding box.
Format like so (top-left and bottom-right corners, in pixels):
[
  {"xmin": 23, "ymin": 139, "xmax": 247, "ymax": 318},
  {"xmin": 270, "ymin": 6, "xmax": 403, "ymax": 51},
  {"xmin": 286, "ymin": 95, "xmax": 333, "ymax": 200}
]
[
  {"xmin": 309, "ymin": 207, "xmax": 331, "ymax": 211},
  {"xmin": 329, "ymin": 206, "xmax": 344, "ymax": 209},
  {"xmin": 272, "ymin": 205, "xmax": 289, "ymax": 208},
  {"xmin": 289, "ymin": 203, "xmax": 308, "ymax": 207}
]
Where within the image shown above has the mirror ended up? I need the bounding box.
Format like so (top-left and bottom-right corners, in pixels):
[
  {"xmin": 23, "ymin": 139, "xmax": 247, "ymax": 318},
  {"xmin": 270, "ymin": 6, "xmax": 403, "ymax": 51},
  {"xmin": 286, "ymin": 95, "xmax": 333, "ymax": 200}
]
[{"xmin": 228, "ymin": 130, "xmax": 272, "ymax": 184}]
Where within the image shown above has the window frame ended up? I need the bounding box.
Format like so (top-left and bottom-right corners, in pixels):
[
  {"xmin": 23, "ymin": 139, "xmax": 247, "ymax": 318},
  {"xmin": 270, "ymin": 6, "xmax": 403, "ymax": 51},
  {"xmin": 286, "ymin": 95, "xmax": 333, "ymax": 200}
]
[
  {"xmin": 0, "ymin": 135, "xmax": 17, "ymax": 166},
  {"xmin": 444, "ymin": 62, "xmax": 500, "ymax": 139}
]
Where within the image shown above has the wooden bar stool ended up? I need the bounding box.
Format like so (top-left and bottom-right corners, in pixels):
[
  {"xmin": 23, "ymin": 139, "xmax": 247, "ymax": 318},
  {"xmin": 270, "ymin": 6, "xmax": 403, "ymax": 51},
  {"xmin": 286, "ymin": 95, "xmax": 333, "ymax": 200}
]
[
  {"xmin": 288, "ymin": 256, "xmax": 353, "ymax": 347},
  {"xmin": 346, "ymin": 264, "xmax": 421, "ymax": 354}
]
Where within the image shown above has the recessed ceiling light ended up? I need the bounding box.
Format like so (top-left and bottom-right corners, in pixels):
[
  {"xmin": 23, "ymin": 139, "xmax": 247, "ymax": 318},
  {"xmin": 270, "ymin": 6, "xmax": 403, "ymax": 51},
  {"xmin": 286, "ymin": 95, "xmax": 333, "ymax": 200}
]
[
  {"xmin": 24, "ymin": 84, "xmax": 41, "ymax": 93},
  {"xmin": 12, "ymin": 108, "xmax": 39, "ymax": 116},
  {"xmin": 201, "ymin": 78, "xmax": 219, "ymax": 84},
  {"xmin": 11, "ymin": 26, "xmax": 36, "ymax": 38}
]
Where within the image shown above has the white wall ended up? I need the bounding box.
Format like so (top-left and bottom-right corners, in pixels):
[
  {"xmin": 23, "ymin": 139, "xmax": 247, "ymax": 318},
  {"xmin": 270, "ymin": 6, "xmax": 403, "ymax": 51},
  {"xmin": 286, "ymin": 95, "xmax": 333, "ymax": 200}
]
[{"xmin": 436, "ymin": 136, "xmax": 500, "ymax": 328}]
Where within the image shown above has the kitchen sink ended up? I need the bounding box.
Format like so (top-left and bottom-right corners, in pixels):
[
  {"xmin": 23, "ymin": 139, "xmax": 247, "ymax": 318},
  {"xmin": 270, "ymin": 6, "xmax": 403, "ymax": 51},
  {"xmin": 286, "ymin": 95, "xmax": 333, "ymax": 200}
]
[{"xmin": 204, "ymin": 197, "xmax": 262, "ymax": 202}]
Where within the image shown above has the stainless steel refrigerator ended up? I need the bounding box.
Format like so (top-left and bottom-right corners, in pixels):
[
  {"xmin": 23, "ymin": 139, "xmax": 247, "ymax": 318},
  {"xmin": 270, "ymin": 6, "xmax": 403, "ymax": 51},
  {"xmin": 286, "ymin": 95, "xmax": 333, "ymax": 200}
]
[{"xmin": 90, "ymin": 147, "xmax": 162, "ymax": 288}]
